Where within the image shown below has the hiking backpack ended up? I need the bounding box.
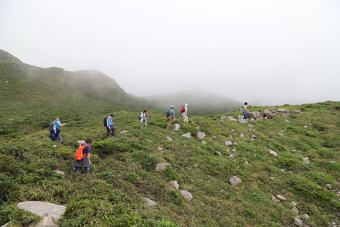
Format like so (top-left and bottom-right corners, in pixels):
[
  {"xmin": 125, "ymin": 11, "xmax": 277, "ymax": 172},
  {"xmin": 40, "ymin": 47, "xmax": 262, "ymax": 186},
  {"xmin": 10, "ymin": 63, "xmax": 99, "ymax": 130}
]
[
  {"xmin": 103, "ymin": 117, "xmax": 107, "ymax": 127},
  {"xmin": 49, "ymin": 121, "xmax": 56, "ymax": 133},
  {"xmin": 180, "ymin": 106, "xmax": 185, "ymax": 113},
  {"xmin": 139, "ymin": 112, "xmax": 143, "ymax": 120},
  {"xmin": 74, "ymin": 144, "xmax": 88, "ymax": 161},
  {"xmin": 166, "ymin": 110, "xmax": 172, "ymax": 118}
]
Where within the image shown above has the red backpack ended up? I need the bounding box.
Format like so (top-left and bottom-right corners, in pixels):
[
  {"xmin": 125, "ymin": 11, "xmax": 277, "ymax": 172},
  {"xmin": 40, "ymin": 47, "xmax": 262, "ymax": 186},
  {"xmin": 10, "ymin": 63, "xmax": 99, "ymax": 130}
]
[
  {"xmin": 74, "ymin": 144, "xmax": 88, "ymax": 160},
  {"xmin": 180, "ymin": 106, "xmax": 185, "ymax": 113}
]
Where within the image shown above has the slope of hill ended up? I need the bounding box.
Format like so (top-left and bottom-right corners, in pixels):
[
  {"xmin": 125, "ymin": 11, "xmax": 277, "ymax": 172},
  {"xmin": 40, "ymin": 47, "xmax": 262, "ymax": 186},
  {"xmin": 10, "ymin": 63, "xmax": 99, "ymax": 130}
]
[
  {"xmin": 0, "ymin": 99, "xmax": 339, "ymax": 226},
  {"xmin": 144, "ymin": 91, "xmax": 240, "ymax": 115}
]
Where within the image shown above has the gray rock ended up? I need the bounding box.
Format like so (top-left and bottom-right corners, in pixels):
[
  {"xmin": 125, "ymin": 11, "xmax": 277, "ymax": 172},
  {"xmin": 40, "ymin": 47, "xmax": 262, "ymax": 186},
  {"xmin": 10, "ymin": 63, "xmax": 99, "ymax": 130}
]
[
  {"xmin": 240, "ymin": 133, "xmax": 244, "ymax": 138},
  {"xmin": 54, "ymin": 170, "xmax": 64, "ymax": 176},
  {"xmin": 180, "ymin": 190, "xmax": 193, "ymax": 200},
  {"xmin": 169, "ymin": 180, "xmax": 179, "ymax": 189},
  {"xmin": 301, "ymin": 214, "xmax": 310, "ymax": 220},
  {"xmin": 142, "ymin": 198, "xmax": 157, "ymax": 206},
  {"xmin": 196, "ymin": 132, "xmax": 206, "ymax": 140},
  {"xmin": 268, "ymin": 149, "xmax": 278, "ymax": 157},
  {"xmin": 220, "ymin": 115, "xmax": 226, "ymax": 120},
  {"xmin": 263, "ymin": 109, "xmax": 274, "ymax": 119},
  {"xmin": 302, "ymin": 157, "xmax": 310, "ymax": 164},
  {"xmin": 225, "ymin": 141, "xmax": 233, "ymax": 146},
  {"xmin": 272, "ymin": 195, "xmax": 280, "ymax": 203},
  {"xmin": 157, "ymin": 147, "xmax": 163, "ymax": 151},
  {"xmin": 251, "ymin": 135, "xmax": 257, "ymax": 139},
  {"xmin": 173, "ymin": 124, "xmax": 181, "ymax": 132},
  {"xmin": 277, "ymin": 108, "xmax": 289, "ymax": 113},
  {"xmin": 166, "ymin": 136, "xmax": 172, "ymax": 141},
  {"xmin": 285, "ymin": 119, "xmax": 290, "ymax": 123},
  {"xmin": 228, "ymin": 154, "xmax": 234, "ymax": 158},
  {"xmin": 53, "ymin": 145, "xmax": 57, "ymax": 148},
  {"xmin": 119, "ymin": 130, "xmax": 128, "ymax": 134},
  {"xmin": 248, "ymin": 124, "xmax": 254, "ymax": 127},
  {"xmin": 275, "ymin": 195, "xmax": 286, "ymax": 201},
  {"xmin": 244, "ymin": 160, "xmax": 249, "ymax": 165},
  {"xmin": 294, "ymin": 217, "xmax": 303, "ymax": 227},
  {"xmin": 292, "ymin": 207, "xmax": 299, "ymax": 214},
  {"xmin": 215, "ymin": 151, "xmax": 222, "ymax": 156},
  {"xmin": 326, "ymin": 184, "xmax": 332, "ymax": 190},
  {"xmin": 247, "ymin": 111, "xmax": 261, "ymax": 120},
  {"xmin": 77, "ymin": 140, "xmax": 85, "ymax": 144},
  {"xmin": 201, "ymin": 141, "xmax": 207, "ymax": 144},
  {"xmin": 291, "ymin": 201, "xmax": 298, "ymax": 207},
  {"xmin": 181, "ymin": 132, "xmax": 191, "ymax": 138},
  {"xmin": 155, "ymin": 162, "xmax": 170, "ymax": 172},
  {"xmin": 17, "ymin": 201, "xmax": 66, "ymax": 225},
  {"xmin": 229, "ymin": 176, "xmax": 242, "ymax": 186}
]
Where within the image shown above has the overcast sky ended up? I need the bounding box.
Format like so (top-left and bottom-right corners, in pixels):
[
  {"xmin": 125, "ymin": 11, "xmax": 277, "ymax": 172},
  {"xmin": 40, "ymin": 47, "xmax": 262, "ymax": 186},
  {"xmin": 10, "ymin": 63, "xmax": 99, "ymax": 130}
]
[{"xmin": 0, "ymin": 0, "xmax": 339, "ymax": 105}]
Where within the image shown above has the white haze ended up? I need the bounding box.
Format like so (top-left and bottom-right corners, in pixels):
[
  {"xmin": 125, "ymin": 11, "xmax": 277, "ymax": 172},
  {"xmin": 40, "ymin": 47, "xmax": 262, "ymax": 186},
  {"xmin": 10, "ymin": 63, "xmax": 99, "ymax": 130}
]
[{"xmin": 0, "ymin": 0, "xmax": 339, "ymax": 105}]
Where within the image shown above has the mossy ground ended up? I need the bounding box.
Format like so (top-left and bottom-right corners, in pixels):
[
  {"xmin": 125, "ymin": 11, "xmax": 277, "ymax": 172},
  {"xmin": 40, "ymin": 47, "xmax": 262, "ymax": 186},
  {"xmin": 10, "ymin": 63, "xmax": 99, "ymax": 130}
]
[{"xmin": 0, "ymin": 100, "xmax": 339, "ymax": 226}]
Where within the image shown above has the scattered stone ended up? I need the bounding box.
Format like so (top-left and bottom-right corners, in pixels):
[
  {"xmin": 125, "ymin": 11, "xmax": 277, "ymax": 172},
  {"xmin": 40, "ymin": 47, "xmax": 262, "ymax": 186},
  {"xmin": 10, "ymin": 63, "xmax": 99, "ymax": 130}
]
[
  {"xmin": 225, "ymin": 141, "xmax": 233, "ymax": 146},
  {"xmin": 302, "ymin": 157, "xmax": 310, "ymax": 164},
  {"xmin": 173, "ymin": 124, "xmax": 181, "ymax": 132},
  {"xmin": 53, "ymin": 145, "xmax": 57, "ymax": 148},
  {"xmin": 281, "ymin": 169, "xmax": 285, "ymax": 172},
  {"xmin": 244, "ymin": 160, "xmax": 249, "ymax": 165},
  {"xmin": 248, "ymin": 124, "xmax": 255, "ymax": 127},
  {"xmin": 278, "ymin": 133, "xmax": 284, "ymax": 136},
  {"xmin": 155, "ymin": 162, "xmax": 171, "ymax": 172},
  {"xmin": 263, "ymin": 109, "xmax": 274, "ymax": 119},
  {"xmin": 17, "ymin": 201, "xmax": 66, "ymax": 225},
  {"xmin": 303, "ymin": 125, "xmax": 308, "ymax": 128},
  {"xmin": 228, "ymin": 154, "xmax": 234, "ymax": 158},
  {"xmin": 277, "ymin": 108, "xmax": 288, "ymax": 113},
  {"xmin": 169, "ymin": 180, "xmax": 179, "ymax": 189},
  {"xmin": 272, "ymin": 195, "xmax": 280, "ymax": 203},
  {"xmin": 211, "ymin": 135, "xmax": 217, "ymax": 139},
  {"xmin": 294, "ymin": 217, "xmax": 303, "ymax": 227},
  {"xmin": 326, "ymin": 184, "xmax": 332, "ymax": 190},
  {"xmin": 240, "ymin": 133, "xmax": 244, "ymax": 138},
  {"xmin": 194, "ymin": 164, "xmax": 198, "ymax": 168},
  {"xmin": 231, "ymin": 148, "xmax": 237, "ymax": 152},
  {"xmin": 268, "ymin": 149, "xmax": 278, "ymax": 157},
  {"xmin": 291, "ymin": 149, "xmax": 297, "ymax": 152},
  {"xmin": 291, "ymin": 201, "xmax": 298, "ymax": 207},
  {"xmin": 119, "ymin": 130, "xmax": 128, "ymax": 134},
  {"xmin": 180, "ymin": 190, "xmax": 193, "ymax": 200},
  {"xmin": 215, "ymin": 151, "xmax": 222, "ymax": 156},
  {"xmin": 229, "ymin": 176, "xmax": 242, "ymax": 186},
  {"xmin": 238, "ymin": 118, "xmax": 248, "ymax": 124},
  {"xmin": 181, "ymin": 132, "xmax": 191, "ymax": 138},
  {"xmin": 336, "ymin": 191, "xmax": 340, "ymax": 196},
  {"xmin": 54, "ymin": 170, "xmax": 64, "ymax": 176},
  {"xmin": 292, "ymin": 207, "xmax": 299, "ymax": 214},
  {"xmin": 227, "ymin": 116, "xmax": 237, "ymax": 121},
  {"xmin": 220, "ymin": 115, "xmax": 226, "ymax": 120},
  {"xmin": 142, "ymin": 198, "xmax": 157, "ymax": 206},
  {"xmin": 196, "ymin": 132, "xmax": 206, "ymax": 140},
  {"xmin": 5, "ymin": 81, "xmax": 9, "ymax": 84},
  {"xmin": 285, "ymin": 119, "xmax": 290, "ymax": 123},
  {"xmin": 231, "ymin": 129, "xmax": 235, "ymax": 132},
  {"xmin": 201, "ymin": 141, "xmax": 207, "ymax": 144},
  {"xmin": 166, "ymin": 136, "xmax": 172, "ymax": 141},
  {"xmin": 157, "ymin": 147, "xmax": 163, "ymax": 151},
  {"xmin": 301, "ymin": 214, "xmax": 310, "ymax": 220},
  {"xmin": 269, "ymin": 177, "xmax": 275, "ymax": 180},
  {"xmin": 330, "ymin": 161, "xmax": 335, "ymax": 163},
  {"xmin": 251, "ymin": 135, "xmax": 257, "ymax": 139},
  {"xmin": 275, "ymin": 195, "xmax": 286, "ymax": 201},
  {"xmin": 77, "ymin": 140, "xmax": 85, "ymax": 144}
]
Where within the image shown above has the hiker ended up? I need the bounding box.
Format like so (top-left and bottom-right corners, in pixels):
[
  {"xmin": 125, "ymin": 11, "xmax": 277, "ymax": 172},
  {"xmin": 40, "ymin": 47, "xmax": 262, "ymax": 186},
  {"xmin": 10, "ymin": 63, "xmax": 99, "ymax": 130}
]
[
  {"xmin": 241, "ymin": 102, "xmax": 249, "ymax": 119},
  {"xmin": 166, "ymin": 106, "xmax": 176, "ymax": 129},
  {"xmin": 49, "ymin": 117, "xmax": 65, "ymax": 144},
  {"xmin": 139, "ymin": 109, "xmax": 147, "ymax": 128},
  {"xmin": 180, "ymin": 103, "xmax": 189, "ymax": 123},
  {"xmin": 71, "ymin": 139, "xmax": 92, "ymax": 173},
  {"xmin": 104, "ymin": 114, "xmax": 115, "ymax": 137}
]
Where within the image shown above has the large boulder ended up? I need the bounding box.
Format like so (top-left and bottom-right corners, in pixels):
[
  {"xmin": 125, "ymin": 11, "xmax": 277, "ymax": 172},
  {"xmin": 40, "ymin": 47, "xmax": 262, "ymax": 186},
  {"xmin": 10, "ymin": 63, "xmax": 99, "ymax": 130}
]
[
  {"xmin": 196, "ymin": 132, "xmax": 206, "ymax": 140},
  {"xmin": 229, "ymin": 176, "xmax": 242, "ymax": 186},
  {"xmin": 263, "ymin": 109, "xmax": 274, "ymax": 119},
  {"xmin": 155, "ymin": 162, "xmax": 171, "ymax": 172},
  {"xmin": 247, "ymin": 111, "xmax": 262, "ymax": 120},
  {"xmin": 173, "ymin": 124, "xmax": 181, "ymax": 132},
  {"xmin": 17, "ymin": 201, "xmax": 66, "ymax": 227}
]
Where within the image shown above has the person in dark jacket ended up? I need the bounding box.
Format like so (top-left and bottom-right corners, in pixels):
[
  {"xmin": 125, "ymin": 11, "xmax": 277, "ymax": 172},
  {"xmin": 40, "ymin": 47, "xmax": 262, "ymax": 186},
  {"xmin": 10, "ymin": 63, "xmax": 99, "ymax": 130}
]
[{"xmin": 71, "ymin": 139, "xmax": 92, "ymax": 173}]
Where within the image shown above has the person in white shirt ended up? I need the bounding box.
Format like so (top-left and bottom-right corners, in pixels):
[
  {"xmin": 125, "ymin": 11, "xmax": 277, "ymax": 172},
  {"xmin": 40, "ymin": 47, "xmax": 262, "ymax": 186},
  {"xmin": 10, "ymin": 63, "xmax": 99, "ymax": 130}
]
[
  {"xmin": 140, "ymin": 109, "xmax": 147, "ymax": 128},
  {"xmin": 180, "ymin": 103, "xmax": 189, "ymax": 123}
]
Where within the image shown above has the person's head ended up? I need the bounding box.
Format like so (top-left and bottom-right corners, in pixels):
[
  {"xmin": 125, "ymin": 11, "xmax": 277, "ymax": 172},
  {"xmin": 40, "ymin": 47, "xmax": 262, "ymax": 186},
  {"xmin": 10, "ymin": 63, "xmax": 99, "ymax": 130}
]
[
  {"xmin": 85, "ymin": 139, "xmax": 92, "ymax": 144},
  {"xmin": 244, "ymin": 102, "xmax": 248, "ymax": 105},
  {"xmin": 109, "ymin": 114, "xmax": 114, "ymax": 118},
  {"xmin": 143, "ymin": 109, "xmax": 147, "ymax": 113},
  {"xmin": 56, "ymin": 117, "xmax": 60, "ymax": 121},
  {"xmin": 170, "ymin": 105, "xmax": 174, "ymax": 109},
  {"xmin": 185, "ymin": 103, "xmax": 189, "ymax": 107}
]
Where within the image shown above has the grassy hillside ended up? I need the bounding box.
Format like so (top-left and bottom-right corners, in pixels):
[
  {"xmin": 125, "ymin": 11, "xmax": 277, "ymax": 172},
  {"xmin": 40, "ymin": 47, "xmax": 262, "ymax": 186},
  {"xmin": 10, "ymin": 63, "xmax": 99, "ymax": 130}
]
[{"xmin": 0, "ymin": 99, "xmax": 339, "ymax": 226}]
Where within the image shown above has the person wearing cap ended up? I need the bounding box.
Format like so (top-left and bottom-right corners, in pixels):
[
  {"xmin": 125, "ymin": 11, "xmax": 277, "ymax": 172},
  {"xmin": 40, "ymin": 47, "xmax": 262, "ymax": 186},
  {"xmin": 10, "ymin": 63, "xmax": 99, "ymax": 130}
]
[{"xmin": 166, "ymin": 106, "xmax": 176, "ymax": 129}]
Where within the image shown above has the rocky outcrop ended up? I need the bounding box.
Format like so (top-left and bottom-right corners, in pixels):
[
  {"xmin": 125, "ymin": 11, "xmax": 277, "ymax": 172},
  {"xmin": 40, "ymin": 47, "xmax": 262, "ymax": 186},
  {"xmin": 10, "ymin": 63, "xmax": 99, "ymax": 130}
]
[{"xmin": 229, "ymin": 176, "xmax": 242, "ymax": 186}]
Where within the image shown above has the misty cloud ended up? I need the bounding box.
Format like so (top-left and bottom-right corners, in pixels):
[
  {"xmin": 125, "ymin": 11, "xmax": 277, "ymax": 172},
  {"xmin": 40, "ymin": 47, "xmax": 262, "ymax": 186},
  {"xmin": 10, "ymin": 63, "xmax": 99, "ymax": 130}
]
[{"xmin": 0, "ymin": 0, "xmax": 339, "ymax": 105}]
